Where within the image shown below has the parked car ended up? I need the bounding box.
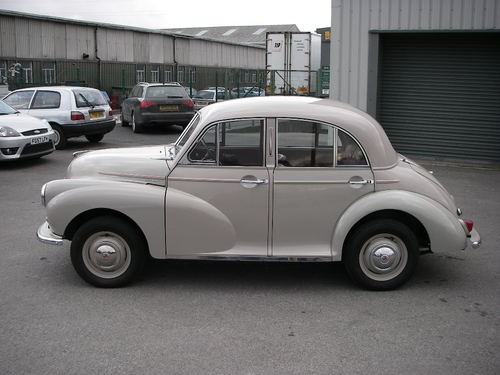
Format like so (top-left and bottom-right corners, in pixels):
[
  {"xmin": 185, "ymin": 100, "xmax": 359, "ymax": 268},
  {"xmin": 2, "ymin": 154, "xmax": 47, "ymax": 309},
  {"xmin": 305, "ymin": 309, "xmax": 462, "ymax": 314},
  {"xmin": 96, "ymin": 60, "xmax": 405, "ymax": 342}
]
[
  {"xmin": 193, "ymin": 89, "xmax": 225, "ymax": 110},
  {"xmin": 230, "ymin": 87, "xmax": 265, "ymax": 98},
  {"xmin": 0, "ymin": 100, "xmax": 57, "ymax": 161},
  {"xmin": 3, "ymin": 86, "xmax": 115, "ymax": 149},
  {"xmin": 37, "ymin": 97, "xmax": 480, "ymax": 290},
  {"xmin": 120, "ymin": 82, "xmax": 195, "ymax": 133}
]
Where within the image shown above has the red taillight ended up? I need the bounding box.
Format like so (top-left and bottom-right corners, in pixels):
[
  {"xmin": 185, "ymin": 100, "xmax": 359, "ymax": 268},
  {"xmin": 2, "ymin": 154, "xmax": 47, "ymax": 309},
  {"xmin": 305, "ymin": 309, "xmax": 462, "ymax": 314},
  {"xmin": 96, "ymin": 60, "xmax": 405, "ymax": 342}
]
[
  {"xmin": 139, "ymin": 100, "xmax": 155, "ymax": 108},
  {"xmin": 108, "ymin": 110, "xmax": 113, "ymax": 116},
  {"xmin": 464, "ymin": 220, "xmax": 474, "ymax": 232},
  {"xmin": 71, "ymin": 111, "xmax": 85, "ymax": 121},
  {"xmin": 182, "ymin": 99, "xmax": 194, "ymax": 108}
]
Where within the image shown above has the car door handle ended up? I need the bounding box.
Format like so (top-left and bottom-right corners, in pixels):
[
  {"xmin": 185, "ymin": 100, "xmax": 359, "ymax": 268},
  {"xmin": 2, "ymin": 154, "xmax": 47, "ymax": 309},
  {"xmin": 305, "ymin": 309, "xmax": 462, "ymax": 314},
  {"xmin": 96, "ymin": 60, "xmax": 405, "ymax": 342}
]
[
  {"xmin": 240, "ymin": 178, "xmax": 269, "ymax": 185},
  {"xmin": 348, "ymin": 178, "xmax": 374, "ymax": 185}
]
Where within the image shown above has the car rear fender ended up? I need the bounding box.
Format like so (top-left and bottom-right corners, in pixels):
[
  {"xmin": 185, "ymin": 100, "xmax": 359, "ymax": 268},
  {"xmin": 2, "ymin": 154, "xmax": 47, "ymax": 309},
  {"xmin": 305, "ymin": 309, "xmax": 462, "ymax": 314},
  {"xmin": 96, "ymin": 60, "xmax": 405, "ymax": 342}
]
[
  {"xmin": 332, "ymin": 190, "xmax": 467, "ymax": 261},
  {"xmin": 46, "ymin": 182, "xmax": 166, "ymax": 258}
]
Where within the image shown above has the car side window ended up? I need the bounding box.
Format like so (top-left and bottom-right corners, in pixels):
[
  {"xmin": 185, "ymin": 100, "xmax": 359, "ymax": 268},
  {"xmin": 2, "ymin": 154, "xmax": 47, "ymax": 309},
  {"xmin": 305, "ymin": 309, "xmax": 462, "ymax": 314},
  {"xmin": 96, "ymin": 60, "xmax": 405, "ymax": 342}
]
[
  {"xmin": 277, "ymin": 119, "xmax": 368, "ymax": 167},
  {"xmin": 337, "ymin": 129, "xmax": 368, "ymax": 166},
  {"xmin": 187, "ymin": 119, "xmax": 264, "ymax": 166},
  {"xmin": 130, "ymin": 86, "xmax": 142, "ymax": 98},
  {"xmin": 277, "ymin": 119, "xmax": 335, "ymax": 167},
  {"xmin": 31, "ymin": 91, "xmax": 61, "ymax": 109},
  {"xmin": 3, "ymin": 90, "xmax": 35, "ymax": 109}
]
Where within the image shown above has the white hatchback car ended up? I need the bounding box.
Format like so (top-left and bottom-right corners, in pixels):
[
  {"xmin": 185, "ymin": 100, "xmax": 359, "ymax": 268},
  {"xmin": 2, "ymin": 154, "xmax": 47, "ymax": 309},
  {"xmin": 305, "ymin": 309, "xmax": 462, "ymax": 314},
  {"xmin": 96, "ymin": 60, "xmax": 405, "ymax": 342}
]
[
  {"xmin": 0, "ymin": 101, "xmax": 56, "ymax": 161},
  {"xmin": 37, "ymin": 97, "xmax": 480, "ymax": 290},
  {"xmin": 3, "ymin": 86, "xmax": 115, "ymax": 149}
]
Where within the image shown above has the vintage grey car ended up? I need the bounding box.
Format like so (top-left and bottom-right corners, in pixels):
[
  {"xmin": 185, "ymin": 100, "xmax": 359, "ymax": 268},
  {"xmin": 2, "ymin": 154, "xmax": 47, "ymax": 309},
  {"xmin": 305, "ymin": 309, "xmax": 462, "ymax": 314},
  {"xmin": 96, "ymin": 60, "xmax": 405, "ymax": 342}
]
[{"xmin": 36, "ymin": 97, "xmax": 480, "ymax": 290}]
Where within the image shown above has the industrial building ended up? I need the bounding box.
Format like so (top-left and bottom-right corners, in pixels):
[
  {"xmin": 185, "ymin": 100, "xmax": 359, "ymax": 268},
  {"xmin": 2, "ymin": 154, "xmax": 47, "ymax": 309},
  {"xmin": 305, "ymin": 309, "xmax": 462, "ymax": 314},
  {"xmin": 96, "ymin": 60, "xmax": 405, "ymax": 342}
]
[
  {"xmin": 330, "ymin": 0, "xmax": 500, "ymax": 163},
  {"xmin": 0, "ymin": 10, "xmax": 266, "ymax": 102}
]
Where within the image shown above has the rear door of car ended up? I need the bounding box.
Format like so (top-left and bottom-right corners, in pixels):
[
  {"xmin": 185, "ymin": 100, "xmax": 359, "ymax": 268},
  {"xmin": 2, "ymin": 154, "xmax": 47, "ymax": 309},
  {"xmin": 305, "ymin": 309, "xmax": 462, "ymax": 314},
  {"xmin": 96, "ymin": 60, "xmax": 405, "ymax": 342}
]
[
  {"xmin": 122, "ymin": 86, "xmax": 142, "ymax": 120},
  {"xmin": 271, "ymin": 118, "xmax": 375, "ymax": 258},
  {"xmin": 143, "ymin": 86, "xmax": 192, "ymax": 114},
  {"xmin": 27, "ymin": 90, "xmax": 64, "ymax": 122}
]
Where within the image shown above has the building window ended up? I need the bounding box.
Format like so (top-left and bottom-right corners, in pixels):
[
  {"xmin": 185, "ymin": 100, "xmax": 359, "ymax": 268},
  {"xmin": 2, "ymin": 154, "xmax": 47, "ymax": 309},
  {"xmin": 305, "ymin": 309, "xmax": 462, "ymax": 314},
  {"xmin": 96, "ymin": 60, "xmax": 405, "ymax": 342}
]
[
  {"xmin": 244, "ymin": 71, "xmax": 250, "ymax": 83},
  {"xmin": 41, "ymin": 63, "xmax": 56, "ymax": 84},
  {"xmin": 177, "ymin": 67, "xmax": 184, "ymax": 83},
  {"xmin": 151, "ymin": 67, "xmax": 160, "ymax": 83},
  {"xmin": 164, "ymin": 68, "xmax": 172, "ymax": 83},
  {"xmin": 21, "ymin": 62, "xmax": 33, "ymax": 84},
  {"xmin": 136, "ymin": 66, "xmax": 145, "ymax": 83},
  {"xmin": 0, "ymin": 62, "xmax": 7, "ymax": 85},
  {"xmin": 189, "ymin": 67, "xmax": 196, "ymax": 84},
  {"xmin": 251, "ymin": 72, "xmax": 257, "ymax": 83}
]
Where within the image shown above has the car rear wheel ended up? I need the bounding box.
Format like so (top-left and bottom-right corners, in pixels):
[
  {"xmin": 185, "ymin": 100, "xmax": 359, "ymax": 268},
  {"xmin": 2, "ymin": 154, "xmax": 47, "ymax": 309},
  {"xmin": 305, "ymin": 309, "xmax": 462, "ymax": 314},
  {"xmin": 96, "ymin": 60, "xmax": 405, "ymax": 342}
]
[
  {"xmin": 70, "ymin": 216, "xmax": 146, "ymax": 288},
  {"xmin": 120, "ymin": 112, "xmax": 129, "ymax": 127},
  {"xmin": 51, "ymin": 124, "xmax": 67, "ymax": 150},
  {"xmin": 343, "ymin": 219, "xmax": 419, "ymax": 290},
  {"xmin": 131, "ymin": 113, "xmax": 143, "ymax": 133},
  {"xmin": 85, "ymin": 134, "xmax": 104, "ymax": 143}
]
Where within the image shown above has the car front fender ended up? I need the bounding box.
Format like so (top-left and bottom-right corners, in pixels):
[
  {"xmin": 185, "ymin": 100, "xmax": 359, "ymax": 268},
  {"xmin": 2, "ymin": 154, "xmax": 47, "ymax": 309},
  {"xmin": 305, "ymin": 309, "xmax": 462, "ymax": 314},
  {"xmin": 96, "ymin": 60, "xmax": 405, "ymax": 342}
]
[
  {"xmin": 332, "ymin": 190, "xmax": 467, "ymax": 261},
  {"xmin": 46, "ymin": 181, "xmax": 165, "ymax": 258}
]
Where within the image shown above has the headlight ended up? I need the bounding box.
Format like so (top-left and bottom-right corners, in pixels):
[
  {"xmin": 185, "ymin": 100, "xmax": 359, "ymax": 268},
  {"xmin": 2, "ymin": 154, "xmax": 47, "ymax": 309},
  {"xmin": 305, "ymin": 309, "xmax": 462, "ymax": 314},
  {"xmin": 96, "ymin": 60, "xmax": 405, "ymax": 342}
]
[{"xmin": 0, "ymin": 126, "xmax": 21, "ymax": 137}]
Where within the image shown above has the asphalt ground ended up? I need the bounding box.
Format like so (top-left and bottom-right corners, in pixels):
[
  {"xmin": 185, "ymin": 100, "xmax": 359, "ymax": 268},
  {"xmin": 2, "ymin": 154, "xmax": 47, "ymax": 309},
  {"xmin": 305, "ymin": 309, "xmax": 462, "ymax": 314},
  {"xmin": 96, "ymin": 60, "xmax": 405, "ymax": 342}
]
[{"xmin": 0, "ymin": 119, "xmax": 499, "ymax": 375}]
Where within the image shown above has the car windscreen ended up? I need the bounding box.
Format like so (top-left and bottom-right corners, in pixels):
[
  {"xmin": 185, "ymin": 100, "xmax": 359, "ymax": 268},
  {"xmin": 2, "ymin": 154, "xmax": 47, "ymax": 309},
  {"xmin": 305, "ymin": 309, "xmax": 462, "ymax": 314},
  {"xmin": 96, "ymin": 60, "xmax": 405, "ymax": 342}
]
[
  {"xmin": 194, "ymin": 91, "xmax": 215, "ymax": 100},
  {"xmin": 0, "ymin": 100, "xmax": 17, "ymax": 115},
  {"xmin": 145, "ymin": 86, "xmax": 188, "ymax": 99},
  {"xmin": 176, "ymin": 114, "xmax": 200, "ymax": 149},
  {"xmin": 73, "ymin": 89, "xmax": 107, "ymax": 108}
]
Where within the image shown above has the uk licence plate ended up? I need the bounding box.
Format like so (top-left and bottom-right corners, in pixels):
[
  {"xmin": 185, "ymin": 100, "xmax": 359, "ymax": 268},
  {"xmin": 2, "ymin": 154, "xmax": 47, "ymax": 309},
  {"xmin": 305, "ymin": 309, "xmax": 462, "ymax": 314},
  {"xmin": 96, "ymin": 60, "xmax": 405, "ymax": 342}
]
[
  {"xmin": 89, "ymin": 111, "xmax": 104, "ymax": 119},
  {"xmin": 31, "ymin": 135, "xmax": 50, "ymax": 145},
  {"xmin": 159, "ymin": 105, "xmax": 178, "ymax": 111}
]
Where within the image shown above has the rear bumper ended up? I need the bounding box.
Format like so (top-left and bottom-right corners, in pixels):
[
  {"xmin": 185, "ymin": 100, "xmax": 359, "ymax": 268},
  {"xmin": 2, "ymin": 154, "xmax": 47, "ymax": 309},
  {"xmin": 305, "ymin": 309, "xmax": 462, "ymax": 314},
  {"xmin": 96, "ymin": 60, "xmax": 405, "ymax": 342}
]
[
  {"xmin": 468, "ymin": 228, "xmax": 481, "ymax": 249},
  {"xmin": 62, "ymin": 119, "xmax": 116, "ymax": 137},
  {"xmin": 137, "ymin": 111, "xmax": 195, "ymax": 125}
]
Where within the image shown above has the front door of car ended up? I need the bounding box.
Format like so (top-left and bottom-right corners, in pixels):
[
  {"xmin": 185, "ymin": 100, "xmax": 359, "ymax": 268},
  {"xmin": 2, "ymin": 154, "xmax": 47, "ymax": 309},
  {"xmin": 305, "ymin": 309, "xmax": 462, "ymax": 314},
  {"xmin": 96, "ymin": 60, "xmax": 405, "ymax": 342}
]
[
  {"xmin": 166, "ymin": 119, "xmax": 270, "ymax": 257},
  {"xmin": 271, "ymin": 119, "xmax": 375, "ymax": 258}
]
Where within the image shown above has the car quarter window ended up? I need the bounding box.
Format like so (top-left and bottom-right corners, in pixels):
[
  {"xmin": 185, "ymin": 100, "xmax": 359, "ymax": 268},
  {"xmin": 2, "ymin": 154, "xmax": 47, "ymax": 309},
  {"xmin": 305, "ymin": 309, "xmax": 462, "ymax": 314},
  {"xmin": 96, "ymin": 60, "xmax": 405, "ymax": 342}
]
[
  {"xmin": 3, "ymin": 90, "xmax": 35, "ymax": 109},
  {"xmin": 187, "ymin": 119, "xmax": 264, "ymax": 166},
  {"xmin": 31, "ymin": 91, "xmax": 61, "ymax": 109},
  {"xmin": 277, "ymin": 119, "xmax": 368, "ymax": 167}
]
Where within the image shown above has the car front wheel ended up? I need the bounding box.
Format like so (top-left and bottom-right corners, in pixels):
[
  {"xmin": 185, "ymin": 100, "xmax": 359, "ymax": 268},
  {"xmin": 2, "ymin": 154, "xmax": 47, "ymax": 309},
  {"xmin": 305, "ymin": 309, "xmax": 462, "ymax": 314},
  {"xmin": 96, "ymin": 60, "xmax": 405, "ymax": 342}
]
[
  {"xmin": 343, "ymin": 219, "xmax": 419, "ymax": 290},
  {"xmin": 70, "ymin": 216, "xmax": 146, "ymax": 287}
]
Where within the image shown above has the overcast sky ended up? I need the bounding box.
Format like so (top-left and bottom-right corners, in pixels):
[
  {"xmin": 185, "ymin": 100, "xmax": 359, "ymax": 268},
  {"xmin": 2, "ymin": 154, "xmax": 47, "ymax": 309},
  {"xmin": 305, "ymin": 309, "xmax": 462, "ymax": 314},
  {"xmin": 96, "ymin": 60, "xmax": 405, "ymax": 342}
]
[{"xmin": 0, "ymin": 0, "xmax": 331, "ymax": 32}]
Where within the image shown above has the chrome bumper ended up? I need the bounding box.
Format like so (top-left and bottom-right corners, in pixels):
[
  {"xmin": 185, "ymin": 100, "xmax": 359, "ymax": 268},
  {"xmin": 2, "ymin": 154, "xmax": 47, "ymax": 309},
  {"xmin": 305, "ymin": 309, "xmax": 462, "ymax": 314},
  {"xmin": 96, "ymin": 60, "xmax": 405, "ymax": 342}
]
[
  {"xmin": 37, "ymin": 221, "xmax": 64, "ymax": 246},
  {"xmin": 469, "ymin": 228, "xmax": 481, "ymax": 249}
]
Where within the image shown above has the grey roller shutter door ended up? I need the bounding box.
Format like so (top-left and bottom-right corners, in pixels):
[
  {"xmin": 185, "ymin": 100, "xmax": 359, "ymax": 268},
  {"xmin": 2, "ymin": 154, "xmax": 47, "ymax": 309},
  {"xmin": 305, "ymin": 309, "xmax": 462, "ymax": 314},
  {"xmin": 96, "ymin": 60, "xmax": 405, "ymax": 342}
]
[{"xmin": 378, "ymin": 33, "xmax": 500, "ymax": 163}]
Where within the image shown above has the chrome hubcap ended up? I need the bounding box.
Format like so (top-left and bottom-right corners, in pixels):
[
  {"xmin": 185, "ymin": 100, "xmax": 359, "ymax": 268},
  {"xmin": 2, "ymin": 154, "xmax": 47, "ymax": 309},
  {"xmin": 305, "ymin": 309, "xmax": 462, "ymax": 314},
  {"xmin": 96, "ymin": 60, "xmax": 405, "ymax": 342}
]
[
  {"xmin": 359, "ymin": 234, "xmax": 407, "ymax": 281},
  {"xmin": 82, "ymin": 232, "xmax": 131, "ymax": 278}
]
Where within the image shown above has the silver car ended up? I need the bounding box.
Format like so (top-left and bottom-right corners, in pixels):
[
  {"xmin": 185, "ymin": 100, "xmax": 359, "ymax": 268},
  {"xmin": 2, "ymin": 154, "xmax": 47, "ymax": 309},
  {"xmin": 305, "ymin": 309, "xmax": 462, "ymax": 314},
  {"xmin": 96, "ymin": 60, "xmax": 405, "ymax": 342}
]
[
  {"xmin": 3, "ymin": 86, "xmax": 116, "ymax": 149},
  {"xmin": 0, "ymin": 100, "xmax": 56, "ymax": 161},
  {"xmin": 36, "ymin": 97, "xmax": 480, "ymax": 290}
]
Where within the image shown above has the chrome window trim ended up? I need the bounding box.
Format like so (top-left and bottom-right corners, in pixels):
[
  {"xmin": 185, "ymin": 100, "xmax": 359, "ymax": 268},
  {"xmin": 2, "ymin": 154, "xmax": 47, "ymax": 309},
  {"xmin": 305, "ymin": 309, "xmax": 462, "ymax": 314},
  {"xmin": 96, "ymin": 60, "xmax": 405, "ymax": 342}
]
[
  {"xmin": 180, "ymin": 118, "xmax": 266, "ymax": 167},
  {"xmin": 275, "ymin": 118, "xmax": 371, "ymax": 169}
]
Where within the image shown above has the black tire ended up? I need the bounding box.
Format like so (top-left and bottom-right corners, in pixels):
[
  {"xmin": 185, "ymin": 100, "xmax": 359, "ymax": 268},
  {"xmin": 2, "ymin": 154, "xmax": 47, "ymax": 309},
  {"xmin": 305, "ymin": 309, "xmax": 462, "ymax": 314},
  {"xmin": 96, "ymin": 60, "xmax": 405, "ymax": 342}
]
[
  {"xmin": 120, "ymin": 112, "xmax": 129, "ymax": 127},
  {"xmin": 85, "ymin": 134, "xmax": 104, "ymax": 143},
  {"xmin": 70, "ymin": 216, "xmax": 146, "ymax": 288},
  {"xmin": 131, "ymin": 112, "xmax": 143, "ymax": 133},
  {"xmin": 343, "ymin": 219, "xmax": 419, "ymax": 291},
  {"xmin": 51, "ymin": 124, "xmax": 67, "ymax": 150}
]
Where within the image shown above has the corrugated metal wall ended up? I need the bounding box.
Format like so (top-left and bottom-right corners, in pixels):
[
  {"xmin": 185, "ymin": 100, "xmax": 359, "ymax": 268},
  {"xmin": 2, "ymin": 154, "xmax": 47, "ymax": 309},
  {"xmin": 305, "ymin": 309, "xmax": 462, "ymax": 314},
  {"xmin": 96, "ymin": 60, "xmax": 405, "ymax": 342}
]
[
  {"xmin": 331, "ymin": 0, "xmax": 500, "ymax": 112},
  {"xmin": 0, "ymin": 12, "xmax": 265, "ymax": 68}
]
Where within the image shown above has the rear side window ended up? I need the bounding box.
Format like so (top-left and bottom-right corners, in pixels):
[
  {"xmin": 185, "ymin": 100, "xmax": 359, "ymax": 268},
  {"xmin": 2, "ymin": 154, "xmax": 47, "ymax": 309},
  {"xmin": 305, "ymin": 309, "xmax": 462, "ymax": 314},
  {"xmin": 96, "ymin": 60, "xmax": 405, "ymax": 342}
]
[
  {"xmin": 73, "ymin": 89, "xmax": 107, "ymax": 108},
  {"xmin": 146, "ymin": 86, "xmax": 188, "ymax": 99},
  {"xmin": 3, "ymin": 90, "xmax": 35, "ymax": 109},
  {"xmin": 31, "ymin": 91, "xmax": 61, "ymax": 109}
]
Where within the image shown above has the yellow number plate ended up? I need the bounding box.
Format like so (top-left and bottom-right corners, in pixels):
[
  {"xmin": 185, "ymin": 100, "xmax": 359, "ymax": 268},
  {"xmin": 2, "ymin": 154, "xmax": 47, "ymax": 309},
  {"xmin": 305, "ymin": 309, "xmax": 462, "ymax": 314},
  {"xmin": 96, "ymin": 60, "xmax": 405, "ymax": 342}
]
[
  {"xmin": 89, "ymin": 111, "xmax": 104, "ymax": 119},
  {"xmin": 159, "ymin": 105, "xmax": 178, "ymax": 111}
]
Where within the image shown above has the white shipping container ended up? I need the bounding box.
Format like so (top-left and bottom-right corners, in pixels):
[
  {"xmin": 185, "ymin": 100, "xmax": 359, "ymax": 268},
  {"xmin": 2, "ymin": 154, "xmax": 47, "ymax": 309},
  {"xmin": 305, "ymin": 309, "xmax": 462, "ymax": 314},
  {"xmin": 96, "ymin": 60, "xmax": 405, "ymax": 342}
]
[{"xmin": 266, "ymin": 32, "xmax": 321, "ymax": 95}]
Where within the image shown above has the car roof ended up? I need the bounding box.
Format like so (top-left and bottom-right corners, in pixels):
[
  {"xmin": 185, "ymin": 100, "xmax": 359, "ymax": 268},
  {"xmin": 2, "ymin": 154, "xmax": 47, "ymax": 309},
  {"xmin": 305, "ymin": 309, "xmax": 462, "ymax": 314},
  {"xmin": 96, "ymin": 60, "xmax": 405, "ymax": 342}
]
[
  {"xmin": 197, "ymin": 96, "xmax": 398, "ymax": 169},
  {"xmin": 10, "ymin": 86, "xmax": 100, "ymax": 92}
]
